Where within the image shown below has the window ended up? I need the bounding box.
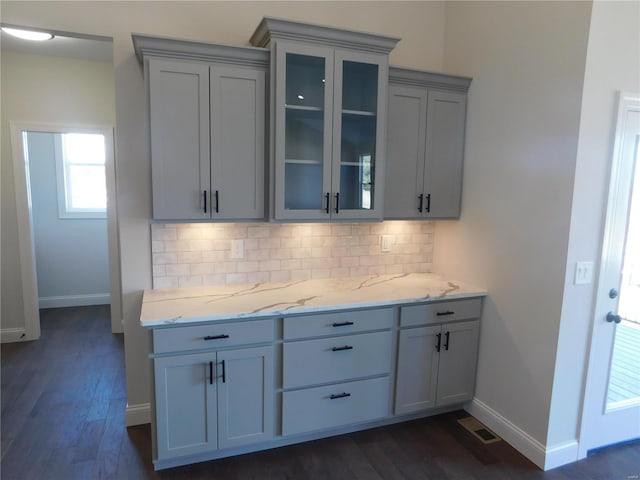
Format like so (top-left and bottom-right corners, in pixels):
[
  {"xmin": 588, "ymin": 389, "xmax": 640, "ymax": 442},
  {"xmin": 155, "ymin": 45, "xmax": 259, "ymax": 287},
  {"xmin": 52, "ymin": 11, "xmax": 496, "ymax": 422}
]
[{"xmin": 55, "ymin": 132, "xmax": 107, "ymax": 218}]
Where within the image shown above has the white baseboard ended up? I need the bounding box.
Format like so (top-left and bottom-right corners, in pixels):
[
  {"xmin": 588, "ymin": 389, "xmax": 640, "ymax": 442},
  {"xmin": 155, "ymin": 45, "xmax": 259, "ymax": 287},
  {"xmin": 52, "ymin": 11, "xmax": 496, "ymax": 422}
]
[
  {"xmin": 126, "ymin": 402, "xmax": 151, "ymax": 427},
  {"xmin": 39, "ymin": 293, "xmax": 111, "ymax": 309},
  {"xmin": 544, "ymin": 440, "xmax": 579, "ymax": 470},
  {"xmin": 1, "ymin": 328, "xmax": 27, "ymax": 343},
  {"xmin": 466, "ymin": 398, "xmax": 579, "ymax": 471}
]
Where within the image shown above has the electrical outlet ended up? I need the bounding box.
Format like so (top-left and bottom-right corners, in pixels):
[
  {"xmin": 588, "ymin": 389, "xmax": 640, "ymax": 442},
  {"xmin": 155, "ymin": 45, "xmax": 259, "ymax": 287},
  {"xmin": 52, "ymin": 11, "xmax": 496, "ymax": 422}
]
[
  {"xmin": 231, "ymin": 239, "xmax": 244, "ymax": 260},
  {"xmin": 574, "ymin": 261, "xmax": 593, "ymax": 285},
  {"xmin": 381, "ymin": 235, "xmax": 392, "ymax": 253}
]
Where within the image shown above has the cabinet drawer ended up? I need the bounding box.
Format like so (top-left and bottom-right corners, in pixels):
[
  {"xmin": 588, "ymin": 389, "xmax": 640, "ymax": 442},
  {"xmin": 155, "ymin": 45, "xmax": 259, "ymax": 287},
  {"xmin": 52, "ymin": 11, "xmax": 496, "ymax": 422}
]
[
  {"xmin": 283, "ymin": 331, "xmax": 392, "ymax": 389},
  {"xmin": 153, "ymin": 319, "xmax": 274, "ymax": 354},
  {"xmin": 282, "ymin": 376, "xmax": 390, "ymax": 436},
  {"xmin": 401, "ymin": 298, "xmax": 482, "ymax": 327},
  {"xmin": 283, "ymin": 308, "xmax": 393, "ymax": 340}
]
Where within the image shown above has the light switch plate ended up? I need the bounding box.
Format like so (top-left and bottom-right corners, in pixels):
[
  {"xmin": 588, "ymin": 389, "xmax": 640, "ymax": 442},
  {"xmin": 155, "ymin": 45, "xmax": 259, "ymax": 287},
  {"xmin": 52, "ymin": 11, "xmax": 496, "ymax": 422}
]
[
  {"xmin": 231, "ymin": 239, "xmax": 244, "ymax": 259},
  {"xmin": 574, "ymin": 261, "xmax": 594, "ymax": 285},
  {"xmin": 381, "ymin": 235, "xmax": 392, "ymax": 253}
]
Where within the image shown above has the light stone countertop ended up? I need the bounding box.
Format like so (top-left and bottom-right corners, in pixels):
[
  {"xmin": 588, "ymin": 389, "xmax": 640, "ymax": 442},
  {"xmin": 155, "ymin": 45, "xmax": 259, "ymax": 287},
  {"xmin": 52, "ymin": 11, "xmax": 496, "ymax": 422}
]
[{"xmin": 140, "ymin": 273, "xmax": 487, "ymax": 328}]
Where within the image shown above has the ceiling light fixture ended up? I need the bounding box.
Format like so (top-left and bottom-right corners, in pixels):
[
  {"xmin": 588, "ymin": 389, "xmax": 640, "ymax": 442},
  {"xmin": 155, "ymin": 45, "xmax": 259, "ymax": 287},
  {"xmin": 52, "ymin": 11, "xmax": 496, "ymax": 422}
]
[{"xmin": 2, "ymin": 27, "xmax": 54, "ymax": 41}]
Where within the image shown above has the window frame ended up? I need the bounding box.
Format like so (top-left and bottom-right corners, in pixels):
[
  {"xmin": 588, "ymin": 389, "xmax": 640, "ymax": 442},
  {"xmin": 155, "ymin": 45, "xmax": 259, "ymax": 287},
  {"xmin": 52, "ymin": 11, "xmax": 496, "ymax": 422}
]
[{"xmin": 54, "ymin": 131, "xmax": 108, "ymax": 219}]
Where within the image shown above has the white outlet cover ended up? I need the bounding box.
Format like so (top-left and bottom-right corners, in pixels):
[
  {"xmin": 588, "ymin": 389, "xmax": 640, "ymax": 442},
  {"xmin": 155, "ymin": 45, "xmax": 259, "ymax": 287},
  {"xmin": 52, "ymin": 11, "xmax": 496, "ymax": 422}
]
[
  {"xmin": 231, "ymin": 239, "xmax": 244, "ymax": 259},
  {"xmin": 381, "ymin": 235, "xmax": 392, "ymax": 253}
]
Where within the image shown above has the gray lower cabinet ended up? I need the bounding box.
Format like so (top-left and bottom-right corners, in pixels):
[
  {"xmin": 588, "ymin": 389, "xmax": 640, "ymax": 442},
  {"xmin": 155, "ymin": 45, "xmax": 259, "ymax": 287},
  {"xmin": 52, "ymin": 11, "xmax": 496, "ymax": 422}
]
[
  {"xmin": 395, "ymin": 319, "xmax": 480, "ymax": 414},
  {"xmin": 154, "ymin": 345, "xmax": 274, "ymax": 461},
  {"xmin": 385, "ymin": 68, "xmax": 471, "ymax": 219},
  {"xmin": 134, "ymin": 35, "xmax": 268, "ymax": 221}
]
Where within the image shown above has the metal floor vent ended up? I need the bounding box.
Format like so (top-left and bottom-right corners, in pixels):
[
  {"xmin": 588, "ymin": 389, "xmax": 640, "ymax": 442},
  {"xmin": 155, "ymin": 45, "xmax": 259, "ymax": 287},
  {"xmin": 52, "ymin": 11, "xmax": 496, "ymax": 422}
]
[{"xmin": 456, "ymin": 416, "xmax": 502, "ymax": 445}]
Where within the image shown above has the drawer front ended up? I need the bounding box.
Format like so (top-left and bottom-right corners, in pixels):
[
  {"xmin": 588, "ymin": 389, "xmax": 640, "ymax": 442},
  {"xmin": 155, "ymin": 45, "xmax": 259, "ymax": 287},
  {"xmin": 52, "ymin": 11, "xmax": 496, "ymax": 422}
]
[
  {"xmin": 401, "ymin": 298, "xmax": 482, "ymax": 328},
  {"xmin": 282, "ymin": 376, "xmax": 390, "ymax": 436},
  {"xmin": 153, "ymin": 319, "xmax": 274, "ymax": 354},
  {"xmin": 283, "ymin": 308, "xmax": 393, "ymax": 340},
  {"xmin": 283, "ymin": 331, "xmax": 392, "ymax": 389}
]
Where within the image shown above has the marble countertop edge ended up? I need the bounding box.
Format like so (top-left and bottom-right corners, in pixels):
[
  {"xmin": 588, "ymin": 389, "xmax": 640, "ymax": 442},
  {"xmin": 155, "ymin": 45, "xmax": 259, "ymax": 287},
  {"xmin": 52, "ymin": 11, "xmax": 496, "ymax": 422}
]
[{"xmin": 140, "ymin": 273, "xmax": 487, "ymax": 328}]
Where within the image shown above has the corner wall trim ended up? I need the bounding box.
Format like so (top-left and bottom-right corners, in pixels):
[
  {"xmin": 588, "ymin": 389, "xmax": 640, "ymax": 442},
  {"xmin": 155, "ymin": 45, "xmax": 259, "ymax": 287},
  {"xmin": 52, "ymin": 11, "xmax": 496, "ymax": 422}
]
[
  {"xmin": 466, "ymin": 398, "xmax": 580, "ymax": 470},
  {"xmin": 126, "ymin": 402, "xmax": 151, "ymax": 427},
  {"xmin": 39, "ymin": 294, "xmax": 111, "ymax": 309},
  {"xmin": 1, "ymin": 328, "xmax": 28, "ymax": 344}
]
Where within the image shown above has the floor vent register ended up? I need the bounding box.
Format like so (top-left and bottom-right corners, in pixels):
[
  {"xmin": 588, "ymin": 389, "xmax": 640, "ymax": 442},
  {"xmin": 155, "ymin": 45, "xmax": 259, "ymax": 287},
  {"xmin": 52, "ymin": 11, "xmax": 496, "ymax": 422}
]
[{"xmin": 457, "ymin": 416, "xmax": 502, "ymax": 445}]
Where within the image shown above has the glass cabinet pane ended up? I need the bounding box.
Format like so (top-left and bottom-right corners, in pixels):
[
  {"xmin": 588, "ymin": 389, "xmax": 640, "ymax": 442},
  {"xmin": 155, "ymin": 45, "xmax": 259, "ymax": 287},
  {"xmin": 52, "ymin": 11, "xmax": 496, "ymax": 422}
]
[
  {"xmin": 284, "ymin": 52, "xmax": 326, "ymax": 210},
  {"xmin": 339, "ymin": 60, "xmax": 378, "ymax": 210},
  {"xmin": 342, "ymin": 61, "xmax": 378, "ymax": 113}
]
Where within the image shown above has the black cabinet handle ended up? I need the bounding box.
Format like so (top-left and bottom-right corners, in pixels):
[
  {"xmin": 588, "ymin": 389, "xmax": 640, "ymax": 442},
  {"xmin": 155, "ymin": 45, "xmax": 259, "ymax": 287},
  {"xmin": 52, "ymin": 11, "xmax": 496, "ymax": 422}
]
[
  {"xmin": 436, "ymin": 311, "xmax": 455, "ymax": 317},
  {"xmin": 444, "ymin": 331, "xmax": 450, "ymax": 351},
  {"xmin": 330, "ymin": 392, "xmax": 351, "ymax": 400},
  {"xmin": 203, "ymin": 190, "xmax": 208, "ymax": 214},
  {"xmin": 325, "ymin": 192, "xmax": 330, "ymax": 214},
  {"xmin": 335, "ymin": 192, "xmax": 340, "ymax": 214},
  {"xmin": 331, "ymin": 345, "xmax": 353, "ymax": 352},
  {"xmin": 426, "ymin": 193, "xmax": 431, "ymax": 213},
  {"xmin": 215, "ymin": 190, "xmax": 219, "ymax": 213},
  {"xmin": 203, "ymin": 334, "xmax": 229, "ymax": 340},
  {"xmin": 209, "ymin": 361, "xmax": 213, "ymax": 385},
  {"xmin": 418, "ymin": 194, "xmax": 424, "ymax": 212},
  {"xmin": 332, "ymin": 321, "xmax": 354, "ymax": 327},
  {"xmin": 221, "ymin": 360, "xmax": 226, "ymax": 383},
  {"xmin": 436, "ymin": 332, "xmax": 442, "ymax": 352}
]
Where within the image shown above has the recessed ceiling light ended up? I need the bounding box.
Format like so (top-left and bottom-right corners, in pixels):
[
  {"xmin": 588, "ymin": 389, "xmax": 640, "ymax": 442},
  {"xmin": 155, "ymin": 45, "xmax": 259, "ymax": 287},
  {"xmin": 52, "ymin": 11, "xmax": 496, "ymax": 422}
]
[{"xmin": 2, "ymin": 27, "xmax": 54, "ymax": 41}]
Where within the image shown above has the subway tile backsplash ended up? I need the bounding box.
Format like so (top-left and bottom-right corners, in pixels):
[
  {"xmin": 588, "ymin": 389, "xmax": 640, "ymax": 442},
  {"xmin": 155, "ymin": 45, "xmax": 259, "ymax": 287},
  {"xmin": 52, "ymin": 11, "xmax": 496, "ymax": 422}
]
[{"xmin": 151, "ymin": 221, "xmax": 434, "ymax": 289}]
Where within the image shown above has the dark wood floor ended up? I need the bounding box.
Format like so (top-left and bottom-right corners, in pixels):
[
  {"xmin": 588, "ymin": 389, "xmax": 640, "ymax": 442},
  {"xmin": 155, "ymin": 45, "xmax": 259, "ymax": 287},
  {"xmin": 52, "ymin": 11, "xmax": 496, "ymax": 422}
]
[{"xmin": 1, "ymin": 306, "xmax": 639, "ymax": 479}]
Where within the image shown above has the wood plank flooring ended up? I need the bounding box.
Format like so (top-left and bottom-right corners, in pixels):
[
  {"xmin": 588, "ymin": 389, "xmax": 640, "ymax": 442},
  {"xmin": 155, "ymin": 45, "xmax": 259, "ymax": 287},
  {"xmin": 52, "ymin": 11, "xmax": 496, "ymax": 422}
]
[{"xmin": 2, "ymin": 306, "xmax": 639, "ymax": 479}]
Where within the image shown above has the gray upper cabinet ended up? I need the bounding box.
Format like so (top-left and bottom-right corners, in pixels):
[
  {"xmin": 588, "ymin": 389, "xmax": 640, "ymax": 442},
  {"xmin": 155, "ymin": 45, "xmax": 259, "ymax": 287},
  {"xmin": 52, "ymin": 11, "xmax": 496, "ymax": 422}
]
[
  {"xmin": 133, "ymin": 35, "xmax": 268, "ymax": 221},
  {"xmin": 250, "ymin": 18, "xmax": 399, "ymax": 221},
  {"xmin": 385, "ymin": 68, "xmax": 471, "ymax": 220}
]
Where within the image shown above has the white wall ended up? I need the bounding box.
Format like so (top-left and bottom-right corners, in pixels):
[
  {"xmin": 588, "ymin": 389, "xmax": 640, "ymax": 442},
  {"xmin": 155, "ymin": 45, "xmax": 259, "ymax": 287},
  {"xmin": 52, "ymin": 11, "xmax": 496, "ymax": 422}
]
[
  {"xmin": 0, "ymin": 0, "xmax": 446, "ymax": 424},
  {"xmin": 1, "ymin": 51, "xmax": 115, "ymax": 330},
  {"xmin": 436, "ymin": 1, "xmax": 591, "ymax": 468},
  {"xmin": 26, "ymin": 132, "xmax": 110, "ymax": 306},
  {"xmin": 550, "ymin": 0, "xmax": 640, "ymax": 451}
]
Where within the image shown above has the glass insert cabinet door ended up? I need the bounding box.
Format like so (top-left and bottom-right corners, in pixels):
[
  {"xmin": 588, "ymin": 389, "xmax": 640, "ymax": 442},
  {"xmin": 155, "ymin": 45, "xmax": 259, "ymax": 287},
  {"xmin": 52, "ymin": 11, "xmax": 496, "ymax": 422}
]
[{"xmin": 274, "ymin": 42, "xmax": 386, "ymax": 220}]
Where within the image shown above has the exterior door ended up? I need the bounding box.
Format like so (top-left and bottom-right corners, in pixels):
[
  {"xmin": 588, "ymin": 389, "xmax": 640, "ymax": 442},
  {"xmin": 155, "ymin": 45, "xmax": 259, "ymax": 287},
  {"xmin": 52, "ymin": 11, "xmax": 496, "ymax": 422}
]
[{"xmin": 581, "ymin": 92, "xmax": 640, "ymax": 453}]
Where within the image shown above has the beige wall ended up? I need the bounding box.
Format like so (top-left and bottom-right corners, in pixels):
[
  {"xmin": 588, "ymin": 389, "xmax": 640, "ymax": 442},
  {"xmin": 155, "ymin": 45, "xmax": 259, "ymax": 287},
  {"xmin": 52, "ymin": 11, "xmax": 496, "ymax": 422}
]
[
  {"xmin": 1, "ymin": 1, "xmax": 446, "ymax": 419},
  {"xmin": 1, "ymin": 51, "xmax": 115, "ymax": 331},
  {"xmin": 436, "ymin": 0, "xmax": 591, "ymax": 467}
]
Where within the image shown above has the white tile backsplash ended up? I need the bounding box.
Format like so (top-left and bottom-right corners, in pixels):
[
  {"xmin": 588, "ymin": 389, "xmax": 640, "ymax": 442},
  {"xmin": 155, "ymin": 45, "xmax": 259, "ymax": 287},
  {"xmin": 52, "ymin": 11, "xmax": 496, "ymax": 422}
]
[{"xmin": 151, "ymin": 221, "xmax": 434, "ymax": 288}]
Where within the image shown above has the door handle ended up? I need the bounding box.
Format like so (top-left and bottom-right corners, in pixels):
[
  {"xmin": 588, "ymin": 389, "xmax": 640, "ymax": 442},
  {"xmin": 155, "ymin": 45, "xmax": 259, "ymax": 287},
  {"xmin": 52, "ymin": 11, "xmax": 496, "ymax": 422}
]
[{"xmin": 606, "ymin": 312, "xmax": 622, "ymax": 324}]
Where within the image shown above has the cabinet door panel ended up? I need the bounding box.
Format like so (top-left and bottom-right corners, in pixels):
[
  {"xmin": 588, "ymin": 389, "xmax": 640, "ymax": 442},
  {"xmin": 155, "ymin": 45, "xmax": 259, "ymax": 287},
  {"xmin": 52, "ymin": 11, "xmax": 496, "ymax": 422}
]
[
  {"xmin": 149, "ymin": 58, "xmax": 210, "ymax": 220},
  {"xmin": 394, "ymin": 326, "xmax": 440, "ymax": 414},
  {"xmin": 154, "ymin": 352, "xmax": 217, "ymax": 460},
  {"xmin": 424, "ymin": 91, "xmax": 467, "ymax": 218},
  {"xmin": 332, "ymin": 50, "xmax": 387, "ymax": 220},
  {"xmin": 217, "ymin": 346, "xmax": 274, "ymax": 449},
  {"xmin": 384, "ymin": 85, "xmax": 427, "ymax": 219},
  {"xmin": 275, "ymin": 42, "xmax": 333, "ymax": 220},
  {"xmin": 210, "ymin": 67, "xmax": 265, "ymax": 220},
  {"xmin": 436, "ymin": 320, "xmax": 480, "ymax": 406}
]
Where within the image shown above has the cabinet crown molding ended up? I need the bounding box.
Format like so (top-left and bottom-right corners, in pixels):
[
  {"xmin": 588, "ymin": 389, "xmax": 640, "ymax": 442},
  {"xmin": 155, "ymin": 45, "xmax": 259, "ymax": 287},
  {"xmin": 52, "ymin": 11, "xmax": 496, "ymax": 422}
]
[
  {"xmin": 389, "ymin": 66, "xmax": 472, "ymax": 93},
  {"xmin": 250, "ymin": 16, "xmax": 400, "ymax": 54},
  {"xmin": 132, "ymin": 33, "xmax": 269, "ymax": 68}
]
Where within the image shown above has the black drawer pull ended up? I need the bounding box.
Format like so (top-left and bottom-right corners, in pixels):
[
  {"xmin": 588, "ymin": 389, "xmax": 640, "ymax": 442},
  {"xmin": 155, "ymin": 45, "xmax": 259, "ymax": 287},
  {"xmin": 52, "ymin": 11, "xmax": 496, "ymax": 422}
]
[
  {"xmin": 332, "ymin": 321, "xmax": 354, "ymax": 327},
  {"xmin": 436, "ymin": 332, "xmax": 442, "ymax": 353},
  {"xmin": 444, "ymin": 331, "xmax": 450, "ymax": 351},
  {"xmin": 436, "ymin": 311, "xmax": 455, "ymax": 316},
  {"xmin": 418, "ymin": 193, "xmax": 424, "ymax": 212},
  {"xmin": 325, "ymin": 192, "xmax": 330, "ymax": 214},
  {"xmin": 330, "ymin": 392, "xmax": 351, "ymax": 400},
  {"xmin": 203, "ymin": 334, "xmax": 230, "ymax": 341},
  {"xmin": 331, "ymin": 345, "xmax": 353, "ymax": 352},
  {"xmin": 221, "ymin": 359, "xmax": 226, "ymax": 383},
  {"xmin": 209, "ymin": 361, "xmax": 213, "ymax": 385}
]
